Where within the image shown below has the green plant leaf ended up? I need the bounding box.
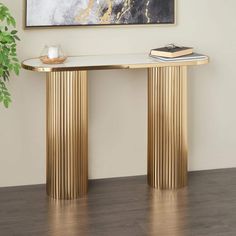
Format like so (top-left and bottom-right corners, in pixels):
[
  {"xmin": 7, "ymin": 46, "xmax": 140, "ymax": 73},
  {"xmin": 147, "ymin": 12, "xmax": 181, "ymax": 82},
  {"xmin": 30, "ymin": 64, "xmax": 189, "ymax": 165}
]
[
  {"xmin": 0, "ymin": 3, "xmax": 19, "ymax": 108},
  {"xmin": 13, "ymin": 35, "xmax": 20, "ymax": 41},
  {"xmin": 3, "ymin": 98, "xmax": 9, "ymax": 108}
]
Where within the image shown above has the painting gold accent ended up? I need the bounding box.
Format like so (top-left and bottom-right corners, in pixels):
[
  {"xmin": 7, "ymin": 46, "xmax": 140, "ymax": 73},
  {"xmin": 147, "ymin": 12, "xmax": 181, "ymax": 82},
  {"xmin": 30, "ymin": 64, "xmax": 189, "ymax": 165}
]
[
  {"xmin": 100, "ymin": 0, "xmax": 112, "ymax": 24},
  {"xmin": 148, "ymin": 66, "xmax": 188, "ymax": 189},
  {"xmin": 75, "ymin": 0, "xmax": 113, "ymax": 24},
  {"xmin": 116, "ymin": 0, "xmax": 131, "ymax": 23},
  {"xmin": 75, "ymin": 0, "xmax": 94, "ymax": 24},
  {"xmin": 145, "ymin": 0, "xmax": 151, "ymax": 23},
  {"xmin": 46, "ymin": 71, "xmax": 88, "ymax": 199}
]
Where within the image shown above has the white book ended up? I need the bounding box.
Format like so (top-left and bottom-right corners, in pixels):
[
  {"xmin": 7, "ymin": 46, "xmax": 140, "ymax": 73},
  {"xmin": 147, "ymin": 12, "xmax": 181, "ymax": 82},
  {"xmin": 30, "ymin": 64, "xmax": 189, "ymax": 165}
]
[{"xmin": 150, "ymin": 53, "xmax": 208, "ymax": 62}]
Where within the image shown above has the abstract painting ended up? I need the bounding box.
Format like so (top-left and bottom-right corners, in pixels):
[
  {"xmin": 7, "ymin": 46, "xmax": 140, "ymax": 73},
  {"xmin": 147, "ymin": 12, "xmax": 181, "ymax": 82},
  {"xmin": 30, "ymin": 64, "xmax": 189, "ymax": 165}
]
[{"xmin": 25, "ymin": 0, "xmax": 175, "ymax": 27}]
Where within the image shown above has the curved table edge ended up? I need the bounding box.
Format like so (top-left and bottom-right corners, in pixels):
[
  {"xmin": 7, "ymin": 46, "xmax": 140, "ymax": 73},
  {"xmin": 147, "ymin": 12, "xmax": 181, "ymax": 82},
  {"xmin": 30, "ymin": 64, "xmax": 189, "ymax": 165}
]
[{"xmin": 21, "ymin": 57, "xmax": 209, "ymax": 73}]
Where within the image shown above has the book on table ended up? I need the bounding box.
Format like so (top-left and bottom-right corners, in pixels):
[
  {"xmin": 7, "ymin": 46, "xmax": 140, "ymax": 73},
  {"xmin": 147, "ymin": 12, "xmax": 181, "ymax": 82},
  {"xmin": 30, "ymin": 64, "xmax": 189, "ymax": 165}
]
[
  {"xmin": 150, "ymin": 53, "xmax": 208, "ymax": 62},
  {"xmin": 150, "ymin": 46, "xmax": 193, "ymax": 58}
]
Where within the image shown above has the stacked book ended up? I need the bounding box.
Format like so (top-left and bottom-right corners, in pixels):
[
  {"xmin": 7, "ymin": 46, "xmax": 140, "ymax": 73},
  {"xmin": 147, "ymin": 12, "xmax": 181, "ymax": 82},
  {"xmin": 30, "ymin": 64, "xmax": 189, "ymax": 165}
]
[{"xmin": 150, "ymin": 44, "xmax": 207, "ymax": 62}]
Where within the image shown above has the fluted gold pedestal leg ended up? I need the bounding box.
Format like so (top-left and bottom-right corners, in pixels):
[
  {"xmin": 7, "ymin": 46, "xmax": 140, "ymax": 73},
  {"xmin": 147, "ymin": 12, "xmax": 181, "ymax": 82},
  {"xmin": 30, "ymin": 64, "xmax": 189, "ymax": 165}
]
[
  {"xmin": 46, "ymin": 71, "xmax": 88, "ymax": 199},
  {"xmin": 148, "ymin": 66, "xmax": 188, "ymax": 189}
]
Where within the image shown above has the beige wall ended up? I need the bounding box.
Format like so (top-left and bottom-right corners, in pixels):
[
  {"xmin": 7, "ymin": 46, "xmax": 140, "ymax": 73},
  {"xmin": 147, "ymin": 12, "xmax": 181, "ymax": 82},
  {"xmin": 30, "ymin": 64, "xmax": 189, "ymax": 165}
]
[{"xmin": 0, "ymin": 0, "xmax": 235, "ymax": 187}]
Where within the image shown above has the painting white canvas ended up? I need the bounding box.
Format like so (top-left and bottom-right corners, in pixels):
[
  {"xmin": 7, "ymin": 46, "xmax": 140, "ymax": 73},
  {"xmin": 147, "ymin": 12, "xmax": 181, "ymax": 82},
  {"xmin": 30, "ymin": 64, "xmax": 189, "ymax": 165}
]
[{"xmin": 26, "ymin": 0, "xmax": 175, "ymax": 27}]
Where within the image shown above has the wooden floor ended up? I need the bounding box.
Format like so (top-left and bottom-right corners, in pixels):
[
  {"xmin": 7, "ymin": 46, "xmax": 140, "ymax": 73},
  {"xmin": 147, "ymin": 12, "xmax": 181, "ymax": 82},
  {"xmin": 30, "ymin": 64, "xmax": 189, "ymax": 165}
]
[{"xmin": 1, "ymin": 168, "xmax": 236, "ymax": 236}]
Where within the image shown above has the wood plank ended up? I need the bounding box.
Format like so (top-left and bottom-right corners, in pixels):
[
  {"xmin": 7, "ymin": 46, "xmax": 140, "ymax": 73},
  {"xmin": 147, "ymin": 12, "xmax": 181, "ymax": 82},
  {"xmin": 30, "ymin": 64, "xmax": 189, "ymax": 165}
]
[{"xmin": 0, "ymin": 169, "xmax": 236, "ymax": 235}]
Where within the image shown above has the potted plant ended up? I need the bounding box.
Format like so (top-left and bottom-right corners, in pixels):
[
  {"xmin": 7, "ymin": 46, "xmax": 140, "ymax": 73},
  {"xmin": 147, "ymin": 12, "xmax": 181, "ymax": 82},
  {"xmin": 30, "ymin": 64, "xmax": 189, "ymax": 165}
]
[{"xmin": 0, "ymin": 3, "xmax": 20, "ymax": 108}]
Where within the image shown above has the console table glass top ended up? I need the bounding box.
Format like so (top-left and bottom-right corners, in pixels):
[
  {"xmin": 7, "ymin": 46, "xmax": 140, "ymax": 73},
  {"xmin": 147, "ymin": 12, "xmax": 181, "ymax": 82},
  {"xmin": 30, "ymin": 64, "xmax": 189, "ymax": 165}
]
[{"xmin": 22, "ymin": 53, "xmax": 209, "ymax": 72}]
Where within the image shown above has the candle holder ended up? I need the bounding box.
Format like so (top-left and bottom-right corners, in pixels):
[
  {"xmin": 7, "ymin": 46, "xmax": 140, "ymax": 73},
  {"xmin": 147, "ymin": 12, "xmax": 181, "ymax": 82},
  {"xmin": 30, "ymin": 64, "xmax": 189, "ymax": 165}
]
[{"xmin": 40, "ymin": 45, "xmax": 67, "ymax": 64}]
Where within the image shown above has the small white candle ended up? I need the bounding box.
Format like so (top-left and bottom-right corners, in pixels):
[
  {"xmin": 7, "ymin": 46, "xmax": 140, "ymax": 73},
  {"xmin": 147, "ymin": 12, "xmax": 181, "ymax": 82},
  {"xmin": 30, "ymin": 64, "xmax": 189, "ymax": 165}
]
[{"xmin": 48, "ymin": 46, "xmax": 59, "ymax": 59}]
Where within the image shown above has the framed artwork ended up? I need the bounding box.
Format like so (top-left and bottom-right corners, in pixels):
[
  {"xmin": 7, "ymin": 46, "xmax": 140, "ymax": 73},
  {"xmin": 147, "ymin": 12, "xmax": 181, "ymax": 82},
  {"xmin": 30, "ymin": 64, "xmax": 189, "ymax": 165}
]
[{"xmin": 25, "ymin": 0, "xmax": 175, "ymax": 28}]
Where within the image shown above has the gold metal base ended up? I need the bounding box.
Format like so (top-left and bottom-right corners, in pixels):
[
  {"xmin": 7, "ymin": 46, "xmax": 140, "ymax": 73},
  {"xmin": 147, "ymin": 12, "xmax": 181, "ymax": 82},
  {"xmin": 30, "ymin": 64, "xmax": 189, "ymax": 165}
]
[
  {"xmin": 46, "ymin": 67, "xmax": 188, "ymax": 199},
  {"xmin": 46, "ymin": 71, "xmax": 88, "ymax": 199},
  {"xmin": 148, "ymin": 67, "xmax": 188, "ymax": 189}
]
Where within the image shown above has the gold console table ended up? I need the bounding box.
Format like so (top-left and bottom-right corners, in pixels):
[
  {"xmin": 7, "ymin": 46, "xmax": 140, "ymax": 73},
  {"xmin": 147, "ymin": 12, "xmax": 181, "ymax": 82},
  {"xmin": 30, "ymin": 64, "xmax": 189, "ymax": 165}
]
[{"xmin": 22, "ymin": 53, "xmax": 208, "ymax": 199}]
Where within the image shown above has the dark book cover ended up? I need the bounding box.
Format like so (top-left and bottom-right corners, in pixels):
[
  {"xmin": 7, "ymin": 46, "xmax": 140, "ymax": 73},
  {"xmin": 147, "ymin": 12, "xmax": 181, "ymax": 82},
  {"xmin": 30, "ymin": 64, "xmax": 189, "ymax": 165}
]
[{"xmin": 152, "ymin": 46, "xmax": 192, "ymax": 53}]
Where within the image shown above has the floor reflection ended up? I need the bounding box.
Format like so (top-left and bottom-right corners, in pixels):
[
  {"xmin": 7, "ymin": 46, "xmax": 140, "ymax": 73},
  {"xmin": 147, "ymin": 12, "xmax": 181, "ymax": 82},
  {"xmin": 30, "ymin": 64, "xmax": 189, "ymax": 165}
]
[
  {"xmin": 1, "ymin": 172, "xmax": 236, "ymax": 235},
  {"xmin": 45, "ymin": 179, "xmax": 189, "ymax": 235},
  {"xmin": 48, "ymin": 197, "xmax": 89, "ymax": 236},
  {"xmin": 148, "ymin": 188, "xmax": 188, "ymax": 236}
]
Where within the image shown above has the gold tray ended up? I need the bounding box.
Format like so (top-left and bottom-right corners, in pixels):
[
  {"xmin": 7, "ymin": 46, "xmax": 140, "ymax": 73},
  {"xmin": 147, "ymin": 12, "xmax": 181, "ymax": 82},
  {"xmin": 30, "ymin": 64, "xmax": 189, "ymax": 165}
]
[{"xmin": 40, "ymin": 56, "xmax": 67, "ymax": 64}]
